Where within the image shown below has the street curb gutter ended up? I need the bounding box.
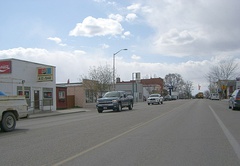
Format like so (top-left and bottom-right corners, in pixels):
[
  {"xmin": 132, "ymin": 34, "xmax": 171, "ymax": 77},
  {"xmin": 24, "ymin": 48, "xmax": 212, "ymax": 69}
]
[{"xmin": 27, "ymin": 110, "xmax": 87, "ymax": 119}]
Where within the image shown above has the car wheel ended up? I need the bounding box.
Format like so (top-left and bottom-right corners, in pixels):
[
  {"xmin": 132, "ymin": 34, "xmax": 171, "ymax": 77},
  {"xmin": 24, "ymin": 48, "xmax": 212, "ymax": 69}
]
[
  {"xmin": 117, "ymin": 103, "xmax": 122, "ymax": 112},
  {"xmin": 148, "ymin": 103, "xmax": 150, "ymax": 105},
  {"xmin": 229, "ymin": 105, "xmax": 232, "ymax": 109},
  {"xmin": 98, "ymin": 109, "xmax": 103, "ymax": 113},
  {"xmin": 1, "ymin": 112, "xmax": 16, "ymax": 132},
  {"xmin": 128, "ymin": 102, "xmax": 133, "ymax": 110}
]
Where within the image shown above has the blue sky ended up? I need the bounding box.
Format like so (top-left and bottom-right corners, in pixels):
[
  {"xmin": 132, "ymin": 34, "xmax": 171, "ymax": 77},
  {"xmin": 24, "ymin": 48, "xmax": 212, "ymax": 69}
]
[{"xmin": 0, "ymin": 0, "xmax": 240, "ymax": 95}]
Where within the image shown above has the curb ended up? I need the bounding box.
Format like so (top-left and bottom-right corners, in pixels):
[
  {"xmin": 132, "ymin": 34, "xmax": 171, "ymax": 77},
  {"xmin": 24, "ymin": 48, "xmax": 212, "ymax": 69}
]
[{"xmin": 27, "ymin": 110, "xmax": 87, "ymax": 119}]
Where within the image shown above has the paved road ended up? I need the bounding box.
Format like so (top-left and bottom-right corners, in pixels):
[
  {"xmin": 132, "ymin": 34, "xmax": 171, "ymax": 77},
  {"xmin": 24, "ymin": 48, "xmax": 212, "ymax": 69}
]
[{"xmin": 0, "ymin": 99, "xmax": 240, "ymax": 166}]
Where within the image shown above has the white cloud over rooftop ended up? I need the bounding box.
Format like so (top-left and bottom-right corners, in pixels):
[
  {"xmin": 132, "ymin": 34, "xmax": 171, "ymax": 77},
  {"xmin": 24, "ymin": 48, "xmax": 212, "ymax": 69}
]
[{"xmin": 69, "ymin": 16, "xmax": 124, "ymax": 37}]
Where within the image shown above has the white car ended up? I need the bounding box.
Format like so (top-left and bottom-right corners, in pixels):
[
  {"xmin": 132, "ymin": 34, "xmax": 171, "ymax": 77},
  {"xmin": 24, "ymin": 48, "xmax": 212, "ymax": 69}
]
[
  {"xmin": 210, "ymin": 93, "xmax": 220, "ymax": 100},
  {"xmin": 147, "ymin": 94, "xmax": 163, "ymax": 105}
]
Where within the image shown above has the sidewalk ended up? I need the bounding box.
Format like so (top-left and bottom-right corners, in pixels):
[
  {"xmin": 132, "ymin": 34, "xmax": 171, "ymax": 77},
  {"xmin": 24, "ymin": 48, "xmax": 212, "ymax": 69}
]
[{"xmin": 28, "ymin": 107, "xmax": 95, "ymax": 119}]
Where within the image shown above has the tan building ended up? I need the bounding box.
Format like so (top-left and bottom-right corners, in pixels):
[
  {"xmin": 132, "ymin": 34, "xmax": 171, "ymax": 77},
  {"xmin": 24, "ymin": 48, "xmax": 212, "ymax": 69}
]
[{"xmin": 57, "ymin": 83, "xmax": 86, "ymax": 108}]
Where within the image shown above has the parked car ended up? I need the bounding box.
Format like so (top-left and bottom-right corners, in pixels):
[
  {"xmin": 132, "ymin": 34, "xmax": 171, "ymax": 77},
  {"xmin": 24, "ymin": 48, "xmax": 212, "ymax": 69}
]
[
  {"xmin": 147, "ymin": 94, "xmax": 163, "ymax": 105},
  {"xmin": 229, "ymin": 89, "xmax": 240, "ymax": 110},
  {"xmin": 210, "ymin": 93, "xmax": 220, "ymax": 100},
  {"xmin": 164, "ymin": 95, "xmax": 171, "ymax": 101},
  {"xmin": 171, "ymin": 95, "xmax": 178, "ymax": 100}
]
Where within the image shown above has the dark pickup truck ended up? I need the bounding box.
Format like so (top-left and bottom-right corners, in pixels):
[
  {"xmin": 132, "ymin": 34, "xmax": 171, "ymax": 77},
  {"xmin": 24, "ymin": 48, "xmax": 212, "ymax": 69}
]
[{"xmin": 96, "ymin": 91, "xmax": 133, "ymax": 113}]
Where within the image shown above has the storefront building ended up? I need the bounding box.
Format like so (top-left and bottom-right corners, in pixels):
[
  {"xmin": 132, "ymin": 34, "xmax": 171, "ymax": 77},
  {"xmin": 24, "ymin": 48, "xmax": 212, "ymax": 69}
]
[{"xmin": 0, "ymin": 58, "xmax": 56, "ymax": 111}]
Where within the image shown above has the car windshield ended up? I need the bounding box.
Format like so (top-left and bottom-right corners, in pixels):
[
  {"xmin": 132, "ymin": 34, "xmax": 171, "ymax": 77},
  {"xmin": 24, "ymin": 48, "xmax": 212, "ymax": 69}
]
[
  {"xmin": 104, "ymin": 92, "xmax": 120, "ymax": 97},
  {"xmin": 150, "ymin": 94, "xmax": 159, "ymax": 97},
  {"xmin": 236, "ymin": 91, "xmax": 240, "ymax": 98}
]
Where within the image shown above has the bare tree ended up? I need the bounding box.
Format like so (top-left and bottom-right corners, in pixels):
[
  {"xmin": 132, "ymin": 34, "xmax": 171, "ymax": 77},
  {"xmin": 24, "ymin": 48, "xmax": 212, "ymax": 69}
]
[
  {"xmin": 183, "ymin": 81, "xmax": 193, "ymax": 99},
  {"xmin": 165, "ymin": 73, "xmax": 184, "ymax": 91},
  {"xmin": 206, "ymin": 59, "xmax": 239, "ymax": 98},
  {"xmin": 80, "ymin": 64, "xmax": 113, "ymax": 100},
  {"xmin": 207, "ymin": 59, "xmax": 238, "ymax": 82}
]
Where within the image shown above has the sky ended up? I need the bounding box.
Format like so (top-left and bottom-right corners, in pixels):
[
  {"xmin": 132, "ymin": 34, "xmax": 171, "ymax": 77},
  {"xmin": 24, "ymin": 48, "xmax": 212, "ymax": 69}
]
[{"xmin": 0, "ymin": 0, "xmax": 240, "ymax": 95}]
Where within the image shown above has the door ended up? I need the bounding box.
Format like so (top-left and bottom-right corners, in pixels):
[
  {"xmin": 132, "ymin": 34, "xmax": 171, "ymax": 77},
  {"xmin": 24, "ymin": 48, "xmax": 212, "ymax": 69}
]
[{"xmin": 34, "ymin": 90, "xmax": 40, "ymax": 109}]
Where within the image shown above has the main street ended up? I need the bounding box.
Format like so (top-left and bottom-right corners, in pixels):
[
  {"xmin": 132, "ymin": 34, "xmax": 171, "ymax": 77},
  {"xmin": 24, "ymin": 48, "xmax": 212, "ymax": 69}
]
[{"xmin": 1, "ymin": 99, "xmax": 240, "ymax": 166}]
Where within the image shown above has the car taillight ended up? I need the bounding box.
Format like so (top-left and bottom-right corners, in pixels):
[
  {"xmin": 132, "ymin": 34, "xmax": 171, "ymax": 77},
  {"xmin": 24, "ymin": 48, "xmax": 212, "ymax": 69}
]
[{"xmin": 236, "ymin": 97, "xmax": 240, "ymax": 100}]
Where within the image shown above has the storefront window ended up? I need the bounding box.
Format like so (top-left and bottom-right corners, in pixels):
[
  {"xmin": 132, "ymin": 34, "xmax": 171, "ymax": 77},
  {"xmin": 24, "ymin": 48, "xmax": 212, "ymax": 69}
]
[
  {"xmin": 43, "ymin": 92, "xmax": 52, "ymax": 98},
  {"xmin": 59, "ymin": 91, "xmax": 65, "ymax": 100},
  {"xmin": 43, "ymin": 88, "xmax": 53, "ymax": 106},
  {"xmin": 18, "ymin": 90, "xmax": 30, "ymax": 98}
]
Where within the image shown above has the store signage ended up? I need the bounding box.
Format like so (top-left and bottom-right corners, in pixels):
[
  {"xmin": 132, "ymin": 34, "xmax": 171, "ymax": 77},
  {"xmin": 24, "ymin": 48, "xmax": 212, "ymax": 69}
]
[
  {"xmin": 37, "ymin": 67, "xmax": 53, "ymax": 82},
  {"xmin": 0, "ymin": 61, "xmax": 11, "ymax": 74}
]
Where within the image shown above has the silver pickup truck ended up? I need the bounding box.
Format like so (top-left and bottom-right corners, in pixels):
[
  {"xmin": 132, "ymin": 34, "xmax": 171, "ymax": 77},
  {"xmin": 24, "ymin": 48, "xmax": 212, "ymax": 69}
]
[{"xmin": 0, "ymin": 93, "xmax": 28, "ymax": 132}]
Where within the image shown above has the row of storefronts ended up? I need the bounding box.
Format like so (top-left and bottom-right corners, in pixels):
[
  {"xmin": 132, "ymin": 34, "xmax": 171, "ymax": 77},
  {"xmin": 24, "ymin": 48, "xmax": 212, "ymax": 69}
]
[
  {"xmin": 0, "ymin": 58, "xmax": 165, "ymax": 112},
  {"xmin": 0, "ymin": 58, "xmax": 97, "ymax": 111}
]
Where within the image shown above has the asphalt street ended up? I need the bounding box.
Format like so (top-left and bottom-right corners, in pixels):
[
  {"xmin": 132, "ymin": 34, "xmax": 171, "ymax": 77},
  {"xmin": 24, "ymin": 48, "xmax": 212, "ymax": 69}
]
[{"xmin": 1, "ymin": 99, "xmax": 240, "ymax": 166}]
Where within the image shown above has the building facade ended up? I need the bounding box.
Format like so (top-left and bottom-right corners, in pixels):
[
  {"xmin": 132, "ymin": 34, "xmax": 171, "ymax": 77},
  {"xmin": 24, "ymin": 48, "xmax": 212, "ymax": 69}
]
[
  {"xmin": 0, "ymin": 58, "xmax": 56, "ymax": 111},
  {"xmin": 116, "ymin": 80, "xmax": 143, "ymax": 102},
  {"xmin": 56, "ymin": 82, "xmax": 87, "ymax": 108}
]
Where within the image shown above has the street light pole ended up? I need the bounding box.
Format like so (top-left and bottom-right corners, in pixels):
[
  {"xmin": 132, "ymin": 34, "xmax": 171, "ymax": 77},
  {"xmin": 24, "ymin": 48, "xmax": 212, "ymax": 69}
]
[{"xmin": 113, "ymin": 48, "xmax": 127, "ymax": 90}]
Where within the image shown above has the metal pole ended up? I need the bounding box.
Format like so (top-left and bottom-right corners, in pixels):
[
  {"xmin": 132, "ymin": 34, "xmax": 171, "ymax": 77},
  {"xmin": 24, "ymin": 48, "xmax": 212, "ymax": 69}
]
[
  {"xmin": 132, "ymin": 72, "xmax": 135, "ymax": 102},
  {"xmin": 113, "ymin": 53, "xmax": 115, "ymax": 90},
  {"xmin": 112, "ymin": 49, "xmax": 127, "ymax": 91}
]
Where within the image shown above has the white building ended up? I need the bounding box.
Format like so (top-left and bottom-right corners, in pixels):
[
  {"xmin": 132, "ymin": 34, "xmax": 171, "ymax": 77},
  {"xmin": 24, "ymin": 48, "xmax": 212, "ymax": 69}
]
[{"xmin": 0, "ymin": 58, "xmax": 56, "ymax": 111}]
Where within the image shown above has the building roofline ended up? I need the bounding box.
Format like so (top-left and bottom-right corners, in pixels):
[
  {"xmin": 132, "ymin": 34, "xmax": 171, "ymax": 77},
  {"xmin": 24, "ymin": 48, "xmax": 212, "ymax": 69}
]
[{"xmin": 0, "ymin": 58, "xmax": 56, "ymax": 68}]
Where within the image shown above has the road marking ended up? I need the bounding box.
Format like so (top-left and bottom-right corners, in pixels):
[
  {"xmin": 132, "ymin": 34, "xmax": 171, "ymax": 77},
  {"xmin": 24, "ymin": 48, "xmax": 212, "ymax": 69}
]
[
  {"xmin": 53, "ymin": 110, "xmax": 174, "ymax": 166},
  {"xmin": 209, "ymin": 106, "xmax": 240, "ymax": 161}
]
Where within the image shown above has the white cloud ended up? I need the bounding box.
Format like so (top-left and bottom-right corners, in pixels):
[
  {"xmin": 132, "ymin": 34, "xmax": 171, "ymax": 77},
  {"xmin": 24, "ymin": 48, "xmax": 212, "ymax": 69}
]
[
  {"xmin": 127, "ymin": 3, "xmax": 141, "ymax": 12},
  {"xmin": 139, "ymin": 0, "xmax": 240, "ymax": 57},
  {"xmin": 108, "ymin": 14, "xmax": 123, "ymax": 22},
  {"xmin": 127, "ymin": 3, "xmax": 152, "ymax": 14},
  {"xmin": 100, "ymin": 44, "xmax": 110, "ymax": 49},
  {"xmin": 74, "ymin": 50, "xmax": 86, "ymax": 55},
  {"xmin": 1, "ymin": 47, "xmax": 239, "ymax": 94},
  {"xmin": 124, "ymin": 31, "xmax": 130, "ymax": 36},
  {"xmin": 69, "ymin": 16, "xmax": 124, "ymax": 37},
  {"xmin": 47, "ymin": 37, "xmax": 67, "ymax": 46},
  {"xmin": 47, "ymin": 37, "xmax": 62, "ymax": 44},
  {"xmin": 0, "ymin": 47, "xmax": 106, "ymax": 83},
  {"xmin": 156, "ymin": 28, "xmax": 196, "ymax": 46},
  {"xmin": 121, "ymin": 31, "xmax": 131, "ymax": 39},
  {"xmin": 126, "ymin": 13, "xmax": 137, "ymax": 22},
  {"xmin": 131, "ymin": 54, "xmax": 141, "ymax": 60}
]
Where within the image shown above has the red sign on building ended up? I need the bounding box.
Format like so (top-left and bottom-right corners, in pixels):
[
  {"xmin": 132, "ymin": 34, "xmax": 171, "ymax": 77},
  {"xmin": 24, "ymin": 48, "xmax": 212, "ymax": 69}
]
[{"xmin": 0, "ymin": 61, "xmax": 11, "ymax": 74}]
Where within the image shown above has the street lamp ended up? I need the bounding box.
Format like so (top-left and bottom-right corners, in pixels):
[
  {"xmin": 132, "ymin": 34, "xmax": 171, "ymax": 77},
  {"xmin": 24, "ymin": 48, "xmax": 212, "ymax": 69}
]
[{"xmin": 113, "ymin": 48, "xmax": 128, "ymax": 90}]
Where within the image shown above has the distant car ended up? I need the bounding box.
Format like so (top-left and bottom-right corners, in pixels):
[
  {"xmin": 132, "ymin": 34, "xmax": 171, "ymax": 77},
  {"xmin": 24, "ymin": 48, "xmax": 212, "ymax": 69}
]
[
  {"xmin": 229, "ymin": 89, "xmax": 240, "ymax": 110},
  {"xmin": 164, "ymin": 95, "xmax": 171, "ymax": 101},
  {"xmin": 210, "ymin": 93, "xmax": 220, "ymax": 100},
  {"xmin": 147, "ymin": 94, "xmax": 163, "ymax": 105},
  {"xmin": 171, "ymin": 95, "xmax": 177, "ymax": 100}
]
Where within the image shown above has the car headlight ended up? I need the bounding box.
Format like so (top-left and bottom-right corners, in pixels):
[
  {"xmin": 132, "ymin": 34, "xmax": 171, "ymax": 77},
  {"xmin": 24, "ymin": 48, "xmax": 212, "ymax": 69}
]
[{"xmin": 112, "ymin": 100, "xmax": 118, "ymax": 103}]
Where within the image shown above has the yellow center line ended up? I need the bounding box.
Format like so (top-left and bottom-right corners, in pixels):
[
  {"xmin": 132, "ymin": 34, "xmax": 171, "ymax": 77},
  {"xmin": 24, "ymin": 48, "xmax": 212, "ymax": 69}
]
[{"xmin": 53, "ymin": 110, "xmax": 174, "ymax": 166}]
